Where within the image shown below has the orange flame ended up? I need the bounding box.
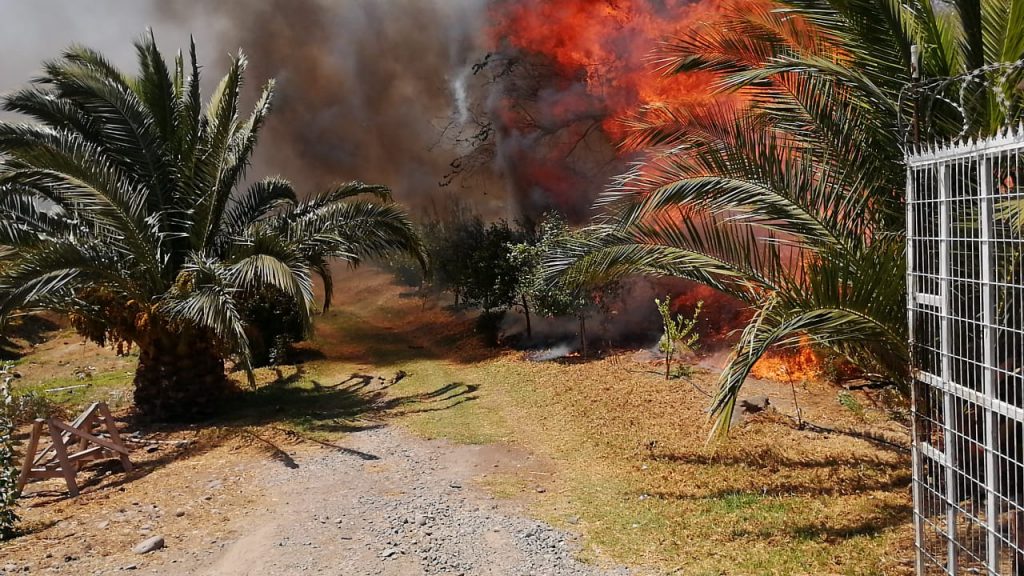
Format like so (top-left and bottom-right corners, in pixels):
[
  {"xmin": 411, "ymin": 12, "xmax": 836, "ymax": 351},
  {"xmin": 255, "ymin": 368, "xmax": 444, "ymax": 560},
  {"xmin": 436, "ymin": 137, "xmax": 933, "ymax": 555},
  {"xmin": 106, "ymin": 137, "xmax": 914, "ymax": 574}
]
[
  {"xmin": 488, "ymin": 0, "xmax": 739, "ymax": 137},
  {"xmin": 750, "ymin": 338, "xmax": 823, "ymax": 382},
  {"xmin": 671, "ymin": 283, "xmax": 751, "ymax": 345}
]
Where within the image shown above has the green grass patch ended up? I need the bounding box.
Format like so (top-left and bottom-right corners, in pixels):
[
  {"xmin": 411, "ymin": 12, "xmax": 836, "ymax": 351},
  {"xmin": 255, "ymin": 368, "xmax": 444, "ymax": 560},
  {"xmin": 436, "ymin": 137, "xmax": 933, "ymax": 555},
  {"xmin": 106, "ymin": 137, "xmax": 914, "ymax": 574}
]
[{"xmin": 11, "ymin": 369, "xmax": 134, "ymax": 419}]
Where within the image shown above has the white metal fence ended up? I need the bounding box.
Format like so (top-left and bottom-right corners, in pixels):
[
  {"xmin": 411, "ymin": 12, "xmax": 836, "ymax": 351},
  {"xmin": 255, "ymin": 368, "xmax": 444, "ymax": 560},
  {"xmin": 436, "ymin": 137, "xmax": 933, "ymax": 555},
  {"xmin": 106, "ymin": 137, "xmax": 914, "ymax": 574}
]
[{"xmin": 908, "ymin": 127, "xmax": 1024, "ymax": 575}]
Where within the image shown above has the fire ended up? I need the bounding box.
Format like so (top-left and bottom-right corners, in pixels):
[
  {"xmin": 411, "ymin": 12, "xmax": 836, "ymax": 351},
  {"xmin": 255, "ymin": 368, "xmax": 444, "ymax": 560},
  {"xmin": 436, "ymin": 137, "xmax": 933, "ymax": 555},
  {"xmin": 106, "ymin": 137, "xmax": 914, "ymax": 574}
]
[
  {"xmin": 488, "ymin": 0, "xmax": 740, "ymax": 138},
  {"xmin": 671, "ymin": 282, "xmax": 751, "ymax": 345},
  {"xmin": 484, "ymin": 1, "xmax": 832, "ymax": 384},
  {"xmin": 750, "ymin": 338, "xmax": 824, "ymax": 382}
]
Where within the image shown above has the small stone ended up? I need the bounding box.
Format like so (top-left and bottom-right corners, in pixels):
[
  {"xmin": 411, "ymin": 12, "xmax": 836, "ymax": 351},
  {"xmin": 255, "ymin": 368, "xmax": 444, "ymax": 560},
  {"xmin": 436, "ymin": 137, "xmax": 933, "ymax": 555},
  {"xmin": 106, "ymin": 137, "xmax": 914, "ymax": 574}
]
[
  {"xmin": 132, "ymin": 535, "xmax": 165, "ymax": 554},
  {"xmin": 122, "ymin": 565, "xmax": 138, "ymax": 571},
  {"xmin": 535, "ymin": 487, "xmax": 546, "ymax": 493},
  {"xmin": 381, "ymin": 548, "xmax": 398, "ymax": 559},
  {"xmin": 449, "ymin": 482, "xmax": 462, "ymax": 489},
  {"xmin": 174, "ymin": 509, "xmax": 186, "ymax": 518}
]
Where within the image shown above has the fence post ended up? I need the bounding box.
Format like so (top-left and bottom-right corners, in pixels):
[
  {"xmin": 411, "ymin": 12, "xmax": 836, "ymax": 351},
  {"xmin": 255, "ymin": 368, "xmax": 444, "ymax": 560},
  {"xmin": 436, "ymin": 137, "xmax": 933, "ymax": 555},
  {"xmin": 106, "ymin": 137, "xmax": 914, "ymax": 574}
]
[
  {"xmin": 938, "ymin": 162, "xmax": 959, "ymax": 573},
  {"xmin": 907, "ymin": 160, "xmax": 928, "ymax": 575},
  {"xmin": 979, "ymin": 153, "xmax": 1000, "ymax": 573}
]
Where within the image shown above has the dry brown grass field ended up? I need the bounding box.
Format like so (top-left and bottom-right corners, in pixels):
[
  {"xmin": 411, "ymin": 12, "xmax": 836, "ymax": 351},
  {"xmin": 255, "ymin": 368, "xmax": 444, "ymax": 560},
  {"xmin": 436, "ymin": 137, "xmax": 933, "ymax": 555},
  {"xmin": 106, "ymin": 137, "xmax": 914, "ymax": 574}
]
[{"xmin": 1, "ymin": 269, "xmax": 914, "ymax": 575}]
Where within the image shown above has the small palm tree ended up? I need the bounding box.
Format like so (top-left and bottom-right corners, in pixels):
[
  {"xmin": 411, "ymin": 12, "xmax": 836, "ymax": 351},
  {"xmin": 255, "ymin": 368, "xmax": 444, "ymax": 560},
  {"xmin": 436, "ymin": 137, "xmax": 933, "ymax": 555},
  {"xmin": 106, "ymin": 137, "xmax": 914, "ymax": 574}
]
[
  {"xmin": 544, "ymin": 0, "xmax": 1024, "ymax": 437},
  {"xmin": 0, "ymin": 32, "xmax": 424, "ymax": 421}
]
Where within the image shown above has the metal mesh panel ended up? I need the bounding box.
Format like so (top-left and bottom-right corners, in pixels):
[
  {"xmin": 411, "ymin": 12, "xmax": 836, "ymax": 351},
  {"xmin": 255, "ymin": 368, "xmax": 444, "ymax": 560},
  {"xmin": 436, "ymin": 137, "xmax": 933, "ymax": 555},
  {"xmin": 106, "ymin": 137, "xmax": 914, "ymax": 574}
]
[{"xmin": 908, "ymin": 129, "xmax": 1024, "ymax": 575}]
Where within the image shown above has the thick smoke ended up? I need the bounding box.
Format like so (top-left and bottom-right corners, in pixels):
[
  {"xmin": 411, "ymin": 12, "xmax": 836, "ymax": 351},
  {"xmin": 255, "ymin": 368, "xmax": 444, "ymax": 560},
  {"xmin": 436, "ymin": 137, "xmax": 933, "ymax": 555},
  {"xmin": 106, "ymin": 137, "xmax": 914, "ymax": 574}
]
[
  {"xmin": 0, "ymin": 0, "xmax": 746, "ymax": 347},
  {"xmin": 158, "ymin": 0, "xmax": 499, "ymax": 211},
  {"xmin": 0, "ymin": 0, "xmax": 725, "ymax": 220},
  {"xmin": 0, "ymin": 0, "xmax": 502, "ymax": 212},
  {"xmin": 0, "ymin": 2, "xmax": 204, "ymax": 118}
]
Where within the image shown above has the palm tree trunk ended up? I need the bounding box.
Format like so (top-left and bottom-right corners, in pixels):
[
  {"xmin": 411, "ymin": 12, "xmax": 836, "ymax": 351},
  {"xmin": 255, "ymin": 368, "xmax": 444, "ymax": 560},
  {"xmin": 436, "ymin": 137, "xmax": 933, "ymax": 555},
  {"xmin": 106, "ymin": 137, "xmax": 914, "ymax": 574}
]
[{"xmin": 133, "ymin": 323, "xmax": 234, "ymax": 422}]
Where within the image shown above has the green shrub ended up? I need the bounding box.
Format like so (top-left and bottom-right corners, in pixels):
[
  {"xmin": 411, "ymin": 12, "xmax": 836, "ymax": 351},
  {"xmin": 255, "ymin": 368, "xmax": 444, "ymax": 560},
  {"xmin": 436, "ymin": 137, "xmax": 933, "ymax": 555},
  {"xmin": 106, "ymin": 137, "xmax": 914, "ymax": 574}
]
[
  {"xmin": 240, "ymin": 286, "xmax": 308, "ymax": 367},
  {"xmin": 0, "ymin": 366, "xmax": 20, "ymax": 539},
  {"xmin": 656, "ymin": 296, "xmax": 702, "ymax": 381},
  {"xmin": 7, "ymin": 391, "xmax": 65, "ymax": 425}
]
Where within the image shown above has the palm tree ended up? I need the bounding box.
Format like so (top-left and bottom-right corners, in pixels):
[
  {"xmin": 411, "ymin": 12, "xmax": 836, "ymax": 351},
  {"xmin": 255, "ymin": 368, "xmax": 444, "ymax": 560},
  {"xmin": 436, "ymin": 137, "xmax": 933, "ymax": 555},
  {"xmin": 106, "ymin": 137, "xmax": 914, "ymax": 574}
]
[
  {"xmin": 0, "ymin": 33, "xmax": 424, "ymax": 421},
  {"xmin": 543, "ymin": 0, "xmax": 1024, "ymax": 437}
]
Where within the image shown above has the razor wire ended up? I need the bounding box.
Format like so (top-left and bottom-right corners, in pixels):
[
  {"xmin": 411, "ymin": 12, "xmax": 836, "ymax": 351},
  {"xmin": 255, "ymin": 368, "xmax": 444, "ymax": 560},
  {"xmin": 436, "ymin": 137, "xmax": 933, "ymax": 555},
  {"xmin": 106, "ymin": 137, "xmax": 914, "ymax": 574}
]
[{"xmin": 899, "ymin": 60, "xmax": 1024, "ymax": 146}]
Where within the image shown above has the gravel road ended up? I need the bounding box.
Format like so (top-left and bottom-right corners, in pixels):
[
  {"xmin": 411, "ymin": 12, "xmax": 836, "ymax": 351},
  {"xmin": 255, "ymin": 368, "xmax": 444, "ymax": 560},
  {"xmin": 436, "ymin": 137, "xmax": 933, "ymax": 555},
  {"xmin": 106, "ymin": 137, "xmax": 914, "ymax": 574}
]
[{"xmin": 170, "ymin": 426, "xmax": 636, "ymax": 576}]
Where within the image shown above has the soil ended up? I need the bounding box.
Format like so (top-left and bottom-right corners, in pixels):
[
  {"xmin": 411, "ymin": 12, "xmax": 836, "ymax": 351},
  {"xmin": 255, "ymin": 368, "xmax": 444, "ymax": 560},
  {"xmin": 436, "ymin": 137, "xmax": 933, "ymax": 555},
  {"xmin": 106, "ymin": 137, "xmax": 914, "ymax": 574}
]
[
  {"xmin": 4, "ymin": 423, "xmax": 635, "ymax": 575},
  {"xmin": 1, "ymin": 270, "xmax": 913, "ymax": 575}
]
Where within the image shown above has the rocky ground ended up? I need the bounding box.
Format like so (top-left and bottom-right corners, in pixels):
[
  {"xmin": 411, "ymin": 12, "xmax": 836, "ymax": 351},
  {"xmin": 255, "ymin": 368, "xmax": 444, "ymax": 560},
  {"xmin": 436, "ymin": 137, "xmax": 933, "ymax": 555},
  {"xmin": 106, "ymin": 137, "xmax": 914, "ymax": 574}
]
[
  {"xmin": 185, "ymin": 426, "xmax": 633, "ymax": 576},
  {"xmin": 3, "ymin": 424, "xmax": 635, "ymax": 576}
]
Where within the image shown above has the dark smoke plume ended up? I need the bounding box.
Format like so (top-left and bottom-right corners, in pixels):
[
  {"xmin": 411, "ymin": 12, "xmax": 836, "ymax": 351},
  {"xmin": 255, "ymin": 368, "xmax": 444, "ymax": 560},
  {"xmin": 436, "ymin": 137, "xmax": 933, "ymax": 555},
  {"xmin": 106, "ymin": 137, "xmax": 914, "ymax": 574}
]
[
  {"xmin": 0, "ymin": 0, "xmax": 686, "ymax": 220},
  {"xmin": 158, "ymin": 0, "xmax": 499, "ymax": 211},
  {"xmin": 0, "ymin": 0, "xmax": 749, "ymax": 347},
  {"xmin": 0, "ymin": 0, "xmax": 503, "ymax": 212}
]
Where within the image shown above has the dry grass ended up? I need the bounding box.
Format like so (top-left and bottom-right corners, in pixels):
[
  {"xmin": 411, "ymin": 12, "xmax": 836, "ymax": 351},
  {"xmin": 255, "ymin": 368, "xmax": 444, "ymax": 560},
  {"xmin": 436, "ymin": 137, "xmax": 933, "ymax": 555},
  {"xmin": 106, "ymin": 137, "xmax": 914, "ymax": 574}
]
[
  {"xmin": 2, "ymin": 268, "xmax": 916, "ymax": 575},
  {"xmin": 313, "ymin": 270, "xmax": 916, "ymax": 575}
]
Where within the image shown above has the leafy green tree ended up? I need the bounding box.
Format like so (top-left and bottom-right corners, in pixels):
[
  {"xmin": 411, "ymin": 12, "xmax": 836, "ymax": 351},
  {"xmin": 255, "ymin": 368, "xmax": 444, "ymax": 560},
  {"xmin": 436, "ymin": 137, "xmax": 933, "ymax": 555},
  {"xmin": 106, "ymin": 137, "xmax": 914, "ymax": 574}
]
[
  {"xmin": 656, "ymin": 296, "xmax": 702, "ymax": 381},
  {"xmin": 513, "ymin": 213, "xmax": 599, "ymax": 356},
  {"xmin": 543, "ymin": 1, "xmax": 1024, "ymax": 436},
  {"xmin": 418, "ymin": 200, "xmax": 482, "ymax": 305},
  {"xmin": 414, "ymin": 202, "xmax": 537, "ymax": 339},
  {"xmin": 0, "ymin": 33, "xmax": 423, "ymax": 421},
  {"xmin": 463, "ymin": 220, "xmax": 526, "ymax": 313}
]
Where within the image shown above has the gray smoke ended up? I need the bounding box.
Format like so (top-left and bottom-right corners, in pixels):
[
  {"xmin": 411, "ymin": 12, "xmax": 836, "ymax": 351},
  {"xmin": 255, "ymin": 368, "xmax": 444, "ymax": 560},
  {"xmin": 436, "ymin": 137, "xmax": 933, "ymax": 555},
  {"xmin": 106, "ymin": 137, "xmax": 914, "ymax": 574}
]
[
  {"xmin": 0, "ymin": 0, "xmax": 502, "ymax": 212},
  {"xmin": 0, "ymin": 1, "xmax": 740, "ymax": 347}
]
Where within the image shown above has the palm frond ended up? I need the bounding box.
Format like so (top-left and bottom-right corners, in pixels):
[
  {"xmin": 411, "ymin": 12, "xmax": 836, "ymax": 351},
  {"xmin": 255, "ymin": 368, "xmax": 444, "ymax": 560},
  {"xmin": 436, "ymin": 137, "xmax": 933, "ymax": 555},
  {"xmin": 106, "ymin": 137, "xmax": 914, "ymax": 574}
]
[
  {"xmin": 220, "ymin": 177, "xmax": 297, "ymax": 242},
  {"xmin": 708, "ymin": 300, "xmax": 909, "ymax": 439}
]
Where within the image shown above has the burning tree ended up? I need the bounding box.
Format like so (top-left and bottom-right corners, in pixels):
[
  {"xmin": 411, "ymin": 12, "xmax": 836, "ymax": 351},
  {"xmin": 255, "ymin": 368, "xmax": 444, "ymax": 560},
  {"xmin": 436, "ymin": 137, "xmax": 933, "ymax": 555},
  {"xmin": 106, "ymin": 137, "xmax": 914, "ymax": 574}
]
[
  {"xmin": 439, "ymin": 0, "xmax": 737, "ymax": 222},
  {"xmin": 0, "ymin": 33, "xmax": 424, "ymax": 421},
  {"xmin": 542, "ymin": 0, "xmax": 1024, "ymax": 437}
]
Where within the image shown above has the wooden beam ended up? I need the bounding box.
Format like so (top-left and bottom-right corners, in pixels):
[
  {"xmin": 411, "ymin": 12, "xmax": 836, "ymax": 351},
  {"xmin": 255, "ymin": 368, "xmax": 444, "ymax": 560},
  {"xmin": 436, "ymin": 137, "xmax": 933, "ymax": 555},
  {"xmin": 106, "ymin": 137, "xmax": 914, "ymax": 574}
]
[
  {"xmin": 47, "ymin": 421, "xmax": 78, "ymax": 497},
  {"xmin": 16, "ymin": 420, "xmax": 44, "ymax": 494},
  {"xmin": 98, "ymin": 403, "xmax": 132, "ymax": 473},
  {"xmin": 49, "ymin": 420, "xmax": 130, "ymax": 456},
  {"xmin": 67, "ymin": 446, "xmax": 106, "ymax": 462}
]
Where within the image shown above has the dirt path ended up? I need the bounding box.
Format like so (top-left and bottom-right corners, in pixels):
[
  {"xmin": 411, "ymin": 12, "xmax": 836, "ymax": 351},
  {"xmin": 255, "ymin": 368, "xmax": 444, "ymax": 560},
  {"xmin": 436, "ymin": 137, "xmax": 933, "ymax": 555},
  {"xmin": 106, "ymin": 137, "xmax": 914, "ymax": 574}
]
[{"xmin": 152, "ymin": 425, "xmax": 634, "ymax": 576}]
